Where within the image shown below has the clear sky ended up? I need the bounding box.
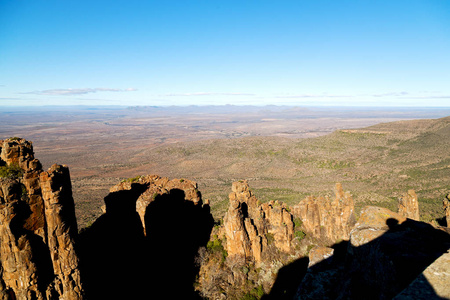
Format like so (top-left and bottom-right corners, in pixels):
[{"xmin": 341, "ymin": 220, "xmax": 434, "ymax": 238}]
[{"xmin": 1, "ymin": 0, "xmax": 450, "ymax": 107}]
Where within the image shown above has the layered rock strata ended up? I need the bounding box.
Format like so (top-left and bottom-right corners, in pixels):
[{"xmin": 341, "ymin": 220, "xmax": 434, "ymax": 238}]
[{"xmin": 0, "ymin": 138, "xmax": 83, "ymax": 300}]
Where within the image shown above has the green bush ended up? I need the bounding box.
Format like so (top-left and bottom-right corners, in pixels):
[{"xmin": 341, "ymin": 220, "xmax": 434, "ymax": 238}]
[
  {"xmin": 266, "ymin": 232, "xmax": 275, "ymax": 245},
  {"xmin": 293, "ymin": 217, "xmax": 306, "ymax": 240},
  {"xmin": 0, "ymin": 164, "xmax": 23, "ymax": 179},
  {"xmin": 294, "ymin": 230, "xmax": 306, "ymax": 240},
  {"xmin": 293, "ymin": 217, "xmax": 302, "ymax": 228},
  {"xmin": 240, "ymin": 285, "xmax": 265, "ymax": 300},
  {"xmin": 122, "ymin": 175, "xmax": 141, "ymax": 183},
  {"xmin": 207, "ymin": 235, "xmax": 228, "ymax": 262}
]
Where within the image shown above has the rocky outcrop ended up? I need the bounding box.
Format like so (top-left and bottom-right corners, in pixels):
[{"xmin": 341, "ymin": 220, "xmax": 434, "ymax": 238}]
[
  {"xmin": 398, "ymin": 189, "xmax": 420, "ymax": 221},
  {"xmin": 307, "ymin": 246, "xmax": 334, "ymax": 268},
  {"xmin": 292, "ymin": 183, "xmax": 356, "ymax": 244},
  {"xmin": 223, "ymin": 180, "xmax": 296, "ymax": 263},
  {"xmin": 444, "ymin": 194, "xmax": 450, "ymax": 227},
  {"xmin": 80, "ymin": 174, "xmax": 213, "ymax": 299},
  {"xmin": 40, "ymin": 165, "xmax": 83, "ymax": 300},
  {"xmin": 0, "ymin": 138, "xmax": 83, "ymax": 299},
  {"xmin": 349, "ymin": 206, "xmax": 406, "ymax": 247},
  {"xmin": 394, "ymin": 250, "xmax": 450, "ymax": 299},
  {"xmin": 0, "ymin": 138, "xmax": 41, "ymax": 171},
  {"xmin": 295, "ymin": 206, "xmax": 450, "ymax": 300},
  {"xmin": 196, "ymin": 180, "xmax": 303, "ymax": 299},
  {"xmin": 110, "ymin": 175, "xmax": 202, "ymax": 235}
]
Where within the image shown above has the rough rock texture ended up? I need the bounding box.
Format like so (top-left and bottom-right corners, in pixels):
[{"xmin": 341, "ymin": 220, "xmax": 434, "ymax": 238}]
[
  {"xmin": 110, "ymin": 175, "xmax": 202, "ymax": 234},
  {"xmin": 308, "ymin": 246, "xmax": 334, "ymax": 268},
  {"xmin": 0, "ymin": 138, "xmax": 41, "ymax": 171},
  {"xmin": 223, "ymin": 180, "xmax": 295, "ymax": 263},
  {"xmin": 197, "ymin": 180, "xmax": 304, "ymax": 299},
  {"xmin": 40, "ymin": 165, "xmax": 83, "ymax": 300},
  {"xmin": 296, "ymin": 206, "xmax": 450, "ymax": 300},
  {"xmin": 349, "ymin": 206, "xmax": 406, "ymax": 247},
  {"xmin": 0, "ymin": 178, "xmax": 43, "ymax": 300},
  {"xmin": 0, "ymin": 138, "xmax": 84, "ymax": 300},
  {"xmin": 394, "ymin": 250, "xmax": 450, "ymax": 299},
  {"xmin": 444, "ymin": 194, "xmax": 450, "ymax": 227},
  {"xmin": 296, "ymin": 245, "xmax": 342, "ymax": 300},
  {"xmin": 292, "ymin": 183, "xmax": 356, "ymax": 244},
  {"xmin": 398, "ymin": 189, "xmax": 420, "ymax": 221}
]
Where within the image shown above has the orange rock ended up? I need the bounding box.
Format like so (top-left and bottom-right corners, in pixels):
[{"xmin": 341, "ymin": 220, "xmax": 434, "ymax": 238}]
[
  {"xmin": 292, "ymin": 183, "xmax": 356, "ymax": 244},
  {"xmin": 443, "ymin": 194, "xmax": 450, "ymax": 227},
  {"xmin": 0, "ymin": 138, "xmax": 84, "ymax": 299},
  {"xmin": 398, "ymin": 189, "xmax": 420, "ymax": 221},
  {"xmin": 223, "ymin": 180, "xmax": 296, "ymax": 263}
]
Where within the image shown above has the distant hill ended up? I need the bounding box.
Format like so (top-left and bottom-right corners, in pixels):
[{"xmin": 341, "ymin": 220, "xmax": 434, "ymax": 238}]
[{"xmin": 132, "ymin": 116, "xmax": 450, "ymax": 221}]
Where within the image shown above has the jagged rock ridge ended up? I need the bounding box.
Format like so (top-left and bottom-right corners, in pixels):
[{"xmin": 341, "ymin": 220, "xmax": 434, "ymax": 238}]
[
  {"xmin": 0, "ymin": 138, "xmax": 83, "ymax": 299},
  {"xmin": 291, "ymin": 182, "xmax": 356, "ymax": 244}
]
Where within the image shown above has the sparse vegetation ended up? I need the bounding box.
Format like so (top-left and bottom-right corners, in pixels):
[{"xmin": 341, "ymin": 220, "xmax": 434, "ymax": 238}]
[
  {"xmin": 0, "ymin": 164, "xmax": 23, "ymax": 179},
  {"xmin": 206, "ymin": 235, "xmax": 228, "ymax": 262},
  {"xmin": 121, "ymin": 175, "xmax": 141, "ymax": 183}
]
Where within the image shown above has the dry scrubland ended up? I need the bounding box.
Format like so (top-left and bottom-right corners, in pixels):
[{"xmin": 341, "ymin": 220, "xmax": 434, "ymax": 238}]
[
  {"xmin": 139, "ymin": 117, "xmax": 450, "ymax": 223},
  {"xmin": 1, "ymin": 106, "xmax": 449, "ymax": 228}
]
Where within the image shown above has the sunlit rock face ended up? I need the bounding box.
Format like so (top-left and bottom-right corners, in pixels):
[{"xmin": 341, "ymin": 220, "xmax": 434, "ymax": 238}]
[
  {"xmin": 292, "ymin": 183, "xmax": 356, "ymax": 245},
  {"xmin": 0, "ymin": 138, "xmax": 84, "ymax": 300},
  {"xmin": 443, "ymin": 194, "xmax": 450, "ymax": 227},
  {"xmin": 398, "ymin": 189, "xmax": 420, "ymax": 221},
  {"xmin": 223, "ymin": 180, "xmax": 296, "ymax": 263}
]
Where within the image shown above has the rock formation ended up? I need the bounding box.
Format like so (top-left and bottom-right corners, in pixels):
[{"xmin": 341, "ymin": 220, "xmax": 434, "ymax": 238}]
[
  {"xmin": 398, "ymin": 189, "xmax": 420, "ymax": 221},
  {"xmin": 292, "ymin": 183, "xmax": 356, "ymax": 244},
  {"xmin": 223, "ymin": 180, "xmax": 296, "ymax": 263},
  {"xmin": 295, "ymin": 206, "xmax": 450, "ymax": 300},
  {"xmin": 79, "ymin": 174, "xmax": 213, "ymax": 299},
  {"xmin": 197, "ymin": 180, "xmax": 305, "ymax": 299},
  {"xmin": 307, "ymin": 246, "xmax": 334, "ymax": 268},
  {"xmin": 394, "ymin": 250, "xmax": 450, "ymax": 299},
  {"xmin": 0, "ymin": 138, "xmax": 83, "ymax": 299},
  {"xmin": 110, "ymin": 174, "xmax": 203, "ymax": 235},
  {"xmin": 2, "ymin": 138, "xmax": 449, "ymax": 300},
  {"xmin": 444, "ymin": 194, "xmax": 450, "ymax": 227}
]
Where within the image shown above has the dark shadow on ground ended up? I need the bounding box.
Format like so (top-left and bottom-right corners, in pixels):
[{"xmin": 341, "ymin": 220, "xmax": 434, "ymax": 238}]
[
  {"xmin": 262, "ymin": 257, "xmax": 309, "ymax": 300},
  {"xmin": 264, "ymin": 218, "xmax": 450, "ymax": 300},
  {"xmin": 77, "ymin": 184, "xmax": 213, "ymax": 299}
]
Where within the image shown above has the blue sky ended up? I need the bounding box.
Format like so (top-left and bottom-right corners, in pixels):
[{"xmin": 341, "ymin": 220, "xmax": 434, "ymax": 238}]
[{"xmin": 1, "ymin": 0, "xmax": 450, "ymax": 107}]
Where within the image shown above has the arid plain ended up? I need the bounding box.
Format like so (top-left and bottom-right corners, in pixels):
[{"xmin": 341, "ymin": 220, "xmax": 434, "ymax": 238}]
[{"xmin": 1, "ymin": 105, "xmax": 449, "ymax": 228}]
